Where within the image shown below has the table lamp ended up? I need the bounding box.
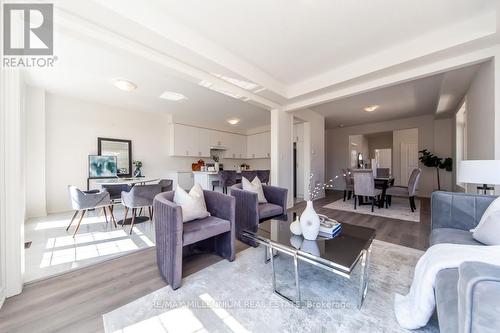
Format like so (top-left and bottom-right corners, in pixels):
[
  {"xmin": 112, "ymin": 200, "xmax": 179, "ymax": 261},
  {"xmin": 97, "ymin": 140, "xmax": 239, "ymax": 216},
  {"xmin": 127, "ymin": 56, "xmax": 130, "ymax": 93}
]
[{"xmin": 457, "ymin": 160, "xmax": 500, "ymax": 194}]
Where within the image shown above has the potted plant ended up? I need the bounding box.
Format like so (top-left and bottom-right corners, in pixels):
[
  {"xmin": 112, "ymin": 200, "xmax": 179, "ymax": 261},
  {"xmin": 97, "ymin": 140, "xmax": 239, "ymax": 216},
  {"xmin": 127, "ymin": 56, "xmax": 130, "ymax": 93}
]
[
  {"xmin": 133, "ymin": 160, "xmax": 143, "ymax": 177},
  {"xmin": 418, "ymin": 149, "xmax": 452, "ymax": 190}
]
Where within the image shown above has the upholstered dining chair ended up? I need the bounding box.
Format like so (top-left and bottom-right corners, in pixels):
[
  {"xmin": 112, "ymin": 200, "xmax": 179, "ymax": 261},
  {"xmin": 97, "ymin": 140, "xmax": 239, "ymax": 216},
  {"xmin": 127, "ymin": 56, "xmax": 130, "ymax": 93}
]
[
  {"xmin": 256, "ymin": 170, "xmax": 270, "ymax": 184},
  {"xmin": 376, "ymin": 168, "xmax": 390, "ymax": 178},
  {"xmin": 342, "ymin": 168, "xmax": 354, "ymax": 201},
  {"xmin": 121, "ymin": 184, "xmax": 162, "ymax": 234},
  {"xmin": 100, "ymin": 184, "xmax": 131, "ymax": 216},
  {"xmin": 352, "ymin": 170, "xmax": 382, "ymax": 212},
  {"xmin": 385, "ymin": 168, "xmax": 422, "ymax": 212},
  {"xmin": 154, "ymin": 190, "xmax": 235, "ymax": 289},
  {"xmin": 212, "ymin": 170, "xmax": 238, "ymax": 194},
  {"xmin": 158, "ymin": 179, "xmax": 173, "ymax": 192},
  {"xmin": 67, "ymin": 186, "xmax": 116, "ymax": 237},
  {"xmin": 240, "ymin": 170, "xmax": 258, "ymax": 182}
]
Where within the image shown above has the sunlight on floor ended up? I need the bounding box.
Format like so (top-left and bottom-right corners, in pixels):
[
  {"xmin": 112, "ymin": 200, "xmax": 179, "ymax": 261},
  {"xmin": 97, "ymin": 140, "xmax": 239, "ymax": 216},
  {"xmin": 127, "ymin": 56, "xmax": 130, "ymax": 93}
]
[
  {"xmin": 112, "ymin": 307, "xmax": 207, "ymax": 333},
  {"xmin": 199, "ymin": 293, "xmax": 250, "ymax": 333},
  {"xmin": 25, "ymin": 207, "xmax": 156, "ymax": 282}
]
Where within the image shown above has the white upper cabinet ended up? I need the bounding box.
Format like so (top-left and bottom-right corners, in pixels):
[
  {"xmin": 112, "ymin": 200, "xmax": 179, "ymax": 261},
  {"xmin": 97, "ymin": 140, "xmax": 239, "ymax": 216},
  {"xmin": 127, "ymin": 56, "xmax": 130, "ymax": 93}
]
[
  {"xmin": 247, "ymin": 131, "xmax": 270, "ymax": 159},
  {"xmin": 170, "ymin": 124, "xmax": 269, "ymax": 159}
]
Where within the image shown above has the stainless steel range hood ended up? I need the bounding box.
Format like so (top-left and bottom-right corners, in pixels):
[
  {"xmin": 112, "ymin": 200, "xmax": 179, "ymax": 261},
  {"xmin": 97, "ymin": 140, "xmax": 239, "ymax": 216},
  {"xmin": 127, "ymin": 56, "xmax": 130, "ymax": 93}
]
[{"xmin": 209, "ymin": 146, "xmax": 227, "ymax": 151}]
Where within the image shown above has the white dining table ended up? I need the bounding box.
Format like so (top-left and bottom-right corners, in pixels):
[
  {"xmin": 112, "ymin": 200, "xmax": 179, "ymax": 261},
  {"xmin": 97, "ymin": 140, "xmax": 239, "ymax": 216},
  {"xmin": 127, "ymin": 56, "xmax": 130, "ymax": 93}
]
[{"xmin": 91, "ymin": 177, "xmax": 160, "ymax": 187}]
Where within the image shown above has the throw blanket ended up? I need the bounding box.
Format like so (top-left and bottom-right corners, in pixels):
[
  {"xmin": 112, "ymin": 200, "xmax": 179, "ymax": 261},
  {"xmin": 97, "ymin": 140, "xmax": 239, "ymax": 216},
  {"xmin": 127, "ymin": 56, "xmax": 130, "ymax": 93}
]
[{"xmin": 394, "ymin": 243, "xmax": 500, "ymax": 330}]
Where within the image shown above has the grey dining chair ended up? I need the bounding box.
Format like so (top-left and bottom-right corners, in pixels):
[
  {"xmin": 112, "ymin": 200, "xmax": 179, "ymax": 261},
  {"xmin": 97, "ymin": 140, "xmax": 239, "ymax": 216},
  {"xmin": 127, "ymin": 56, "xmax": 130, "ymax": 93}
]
[
  {"xmin": 385, "ymin": 168, "xmax": 422, "ymax": 212},
  {"xmin": 257, "ymin": 170, "xmax": 270, "ymax": 184},
  {"xmin": 121, "ymin": 184, "xmax": 162, "ymax": 234},
  {"xmin": 342, "ymin": 168, "xmax": 354, "ymax": 201},
  {"xmin": 212, "ymin": 170, "xmax": 238, "ymax": 194},
  {"xmin": 376, "ymin": 168, "xmax": 390, "ymax": 178},
  {"xmin": 352, "ymin": 170, "xmax": 382, "ymax": 212},
  {"xmin": 67, "ymin": 185, "xmax": 116, "ymax": 237},
  {"xmin": 158, "ymin": 179, "xmax": 173, "ymax": 192}
]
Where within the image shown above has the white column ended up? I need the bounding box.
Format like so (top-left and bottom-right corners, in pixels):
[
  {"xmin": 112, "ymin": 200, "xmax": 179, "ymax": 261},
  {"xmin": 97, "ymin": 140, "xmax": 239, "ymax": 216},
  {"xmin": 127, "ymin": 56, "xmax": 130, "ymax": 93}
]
[
  {"xmin": 494, "ymin": 48, "xmax": 500, "ymax": 194},
  {"xmin": 0, "ymin": 68, "xmax": 25, "ymax": 299},
  {"xmin": 270, "ymin": 109, "xmax": 294, "ymax": 208}
]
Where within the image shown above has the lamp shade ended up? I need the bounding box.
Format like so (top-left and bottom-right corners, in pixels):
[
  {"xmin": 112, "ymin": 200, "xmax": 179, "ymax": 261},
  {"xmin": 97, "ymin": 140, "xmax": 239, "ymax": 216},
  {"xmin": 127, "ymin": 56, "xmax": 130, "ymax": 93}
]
[{"xmin": 458, "ymin": 160, "xmax": 500, "ymax": 185}]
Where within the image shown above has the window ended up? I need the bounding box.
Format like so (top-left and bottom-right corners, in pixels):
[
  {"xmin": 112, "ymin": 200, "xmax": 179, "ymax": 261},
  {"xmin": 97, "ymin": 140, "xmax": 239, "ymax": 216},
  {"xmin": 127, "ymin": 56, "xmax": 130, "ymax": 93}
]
[{"xmin": 456, "ymin": 99, "xmax": 467, "ymax": 188}]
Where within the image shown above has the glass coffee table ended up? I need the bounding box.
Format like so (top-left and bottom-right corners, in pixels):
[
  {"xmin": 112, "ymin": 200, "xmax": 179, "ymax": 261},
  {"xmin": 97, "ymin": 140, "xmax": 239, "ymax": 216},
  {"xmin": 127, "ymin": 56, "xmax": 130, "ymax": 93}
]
[{"xmin": 242, "ymin": 215, "xmax": 375, "ymax": 309}]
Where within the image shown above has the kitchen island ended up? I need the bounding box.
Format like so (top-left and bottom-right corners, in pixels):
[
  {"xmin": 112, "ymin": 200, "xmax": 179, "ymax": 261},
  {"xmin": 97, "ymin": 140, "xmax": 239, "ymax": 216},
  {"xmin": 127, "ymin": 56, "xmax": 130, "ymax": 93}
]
[{"xmin": 193, "ymin": 171, "xmax": 220, "ymax": 191}]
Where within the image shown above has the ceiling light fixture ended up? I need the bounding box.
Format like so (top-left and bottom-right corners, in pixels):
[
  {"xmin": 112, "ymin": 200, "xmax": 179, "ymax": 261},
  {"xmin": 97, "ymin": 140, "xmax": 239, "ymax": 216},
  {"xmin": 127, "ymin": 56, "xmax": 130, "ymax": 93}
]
[
  {"xmin": 226, "ymin": 118, "xmax": 240, "ymax": 125},
  {"xmin": 159, "ymin": 91, "xmax": 187, "ymax": 101},
  {"xmin": 363, "ymin": 105, "xmax": 379, "ymax": 112},
  {"xmin": 113, "ymin": 79, "xmax": 137, "ymax": 92}
]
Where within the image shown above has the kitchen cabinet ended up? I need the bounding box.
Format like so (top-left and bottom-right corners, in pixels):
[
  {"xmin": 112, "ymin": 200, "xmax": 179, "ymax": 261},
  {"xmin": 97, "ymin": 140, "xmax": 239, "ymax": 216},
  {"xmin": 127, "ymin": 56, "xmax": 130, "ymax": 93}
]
[
  {"xmin": 247, "ymin": 131, "xmax": 270, "ymax": 159},
  {"xmin": 169, "ymin": 124, "xmax": 210, "ymax": 157},
  {"xmin": 169, "ymin": 123, "xmax": 269, "ymax": 159}
]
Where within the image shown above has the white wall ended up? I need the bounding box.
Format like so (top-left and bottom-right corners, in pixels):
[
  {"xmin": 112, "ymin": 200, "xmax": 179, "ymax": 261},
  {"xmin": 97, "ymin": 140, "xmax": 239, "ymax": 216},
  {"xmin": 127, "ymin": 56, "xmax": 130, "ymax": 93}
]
[
  {"xmin": 326, "ymin": 115, "xmax": 453, "ymax": 197},
  {"xmin": 25, "ymin": 86, "xmax": 46, "ymax": 217},
  {"xmin": 393, "ymin": 128, "xmax": 418, "ymax": 186}
]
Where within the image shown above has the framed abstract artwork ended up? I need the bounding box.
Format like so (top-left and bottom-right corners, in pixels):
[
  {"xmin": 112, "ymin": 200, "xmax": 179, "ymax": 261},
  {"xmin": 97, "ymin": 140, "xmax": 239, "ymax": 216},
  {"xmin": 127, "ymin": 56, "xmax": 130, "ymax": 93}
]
[{"xmin": 88, "ymin": 155, "xmax": 117, "ymax": 178}]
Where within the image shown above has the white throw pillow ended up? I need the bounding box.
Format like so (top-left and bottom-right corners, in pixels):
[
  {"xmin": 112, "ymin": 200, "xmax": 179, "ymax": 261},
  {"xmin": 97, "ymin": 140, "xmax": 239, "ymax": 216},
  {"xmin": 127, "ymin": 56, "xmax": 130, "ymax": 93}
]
[
  {"xmin": 173, "ymin": 184, "xmax": 210, "ymax": 222},
  {"xmin": 471, "ymin": 196, "xmax": 500, "ymax": 232},
  {"xmin": 242, "ymin": 176, "xmax": 267, "ymax": 203},
  {"xmin": 473, "ymin": 210, "xmax": 500, "ymax": 245}
]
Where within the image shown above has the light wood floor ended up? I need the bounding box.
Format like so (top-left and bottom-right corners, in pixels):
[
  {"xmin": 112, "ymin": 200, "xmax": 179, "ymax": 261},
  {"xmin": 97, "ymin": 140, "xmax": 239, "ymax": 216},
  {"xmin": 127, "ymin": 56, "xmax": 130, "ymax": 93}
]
[{"xmin": 0, "ymin": 190, "xmax": 430, "ymax": 333}]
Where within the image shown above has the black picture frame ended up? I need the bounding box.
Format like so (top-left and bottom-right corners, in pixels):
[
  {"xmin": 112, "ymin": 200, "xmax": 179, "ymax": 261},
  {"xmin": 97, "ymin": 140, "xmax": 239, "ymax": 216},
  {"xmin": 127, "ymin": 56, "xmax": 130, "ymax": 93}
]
[{"xmin": 97, "ymin": 137, "xmax": 132, "ymax": 177}]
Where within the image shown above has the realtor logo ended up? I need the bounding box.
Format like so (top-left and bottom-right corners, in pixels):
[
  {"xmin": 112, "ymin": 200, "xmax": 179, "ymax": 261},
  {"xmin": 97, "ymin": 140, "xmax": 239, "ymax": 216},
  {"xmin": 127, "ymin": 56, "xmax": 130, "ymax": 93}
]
[{"xmin": 3, "ymin": 3, "xmax": 53, "ymax": 55}]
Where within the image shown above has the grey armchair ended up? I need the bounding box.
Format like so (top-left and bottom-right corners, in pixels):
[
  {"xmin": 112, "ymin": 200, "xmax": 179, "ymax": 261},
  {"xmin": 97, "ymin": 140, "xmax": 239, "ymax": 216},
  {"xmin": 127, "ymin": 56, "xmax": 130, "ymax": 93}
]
[
  {"xmin": 430, "ymin": 191, "xmax": 500, "ymax": 333},
  {"xmin": 67, "ymin": 185, "xmax": 116, "ymax": 237},
  {"xmin": 154, "ymin": 190, "xmax": 235, "ymax": 289},
  {"xmin": 385, "ymin": 168, "xmax": 421, "ymax": 211},
  {"xmin": 121, "ymin": 184, "xmax": 162, "ymax": 234},
  {"xmin": 352, "ymin": 169, "xmax": 382, "ymax": 212},
  {"xmin": 231, "ymin": 183, "xmax": 288, "ymax": 245}
]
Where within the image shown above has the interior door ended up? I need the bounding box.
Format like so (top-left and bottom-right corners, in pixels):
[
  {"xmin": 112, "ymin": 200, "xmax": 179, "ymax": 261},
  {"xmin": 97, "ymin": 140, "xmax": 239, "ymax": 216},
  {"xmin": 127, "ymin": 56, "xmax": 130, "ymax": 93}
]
[{"xmin": 400, "ymin": 143, "xmax": 418, "ymax": 186}]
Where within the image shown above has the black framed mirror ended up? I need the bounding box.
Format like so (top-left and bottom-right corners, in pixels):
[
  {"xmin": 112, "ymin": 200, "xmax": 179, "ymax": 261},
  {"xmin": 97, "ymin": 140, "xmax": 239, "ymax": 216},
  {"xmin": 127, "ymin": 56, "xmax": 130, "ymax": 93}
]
[{"xmin": 97, "ymin": 137, "xmax": 132, "ymax": 177}]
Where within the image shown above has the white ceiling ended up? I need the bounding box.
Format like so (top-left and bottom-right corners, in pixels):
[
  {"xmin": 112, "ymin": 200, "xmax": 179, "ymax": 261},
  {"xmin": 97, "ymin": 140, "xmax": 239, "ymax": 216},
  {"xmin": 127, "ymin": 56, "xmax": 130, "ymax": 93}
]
[
  {"xmin": 152, "ymin": 0, "xmax": 495, "ymax": 85},
  {"xmin": 24, "ymin": 30, "xmax": 270, "ymax": 133},
  {"xmin": 311, "ymin": 64, "xmax": 481, "ymax": 129}
]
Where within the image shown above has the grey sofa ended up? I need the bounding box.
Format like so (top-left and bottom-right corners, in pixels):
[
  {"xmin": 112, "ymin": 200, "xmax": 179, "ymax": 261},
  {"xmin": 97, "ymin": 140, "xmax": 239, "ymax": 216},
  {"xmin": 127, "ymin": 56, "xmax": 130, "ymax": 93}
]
[
  {"xmin": 431, "ymin": 191, "xmax": 500, "ymax": 333},
  {"xmin": 154, "ymin": 190, "xmax": 235, "ymax": 289},
  {"xmin": 231, "ymin": 183, "xmax": 287, "ymax": 245}
]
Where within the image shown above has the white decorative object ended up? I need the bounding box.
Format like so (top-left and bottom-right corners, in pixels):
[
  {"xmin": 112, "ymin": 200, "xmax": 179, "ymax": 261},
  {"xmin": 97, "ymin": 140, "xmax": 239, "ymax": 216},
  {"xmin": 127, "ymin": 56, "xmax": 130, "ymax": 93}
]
[
  {"xmin": 300, "ymin": 200, "xmax": 321, "ymax": 240},
  {"xmin": 289, "ymin": 217, "xmax": 302, "ymax": 236},
  {"xmin": 290, "ymin": 235, "xmax": 303, "ymax": 249},
  {"xmin": 214, "ymin": 162, "xmax": 220, "ymax": 171},
  {"xmin": 242, "ymin": 176, "xmax": 267, "ymax": 203},
  {"xmin": 173, "ymin": 184, "xmax": 210, "ymax": 222}
]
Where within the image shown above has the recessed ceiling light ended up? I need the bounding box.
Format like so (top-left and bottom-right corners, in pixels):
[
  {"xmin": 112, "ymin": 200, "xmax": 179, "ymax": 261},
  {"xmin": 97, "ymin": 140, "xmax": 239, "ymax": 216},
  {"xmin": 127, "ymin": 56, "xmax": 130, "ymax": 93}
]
[
  {"xmin": 114, "ymin": 79, "xmax": 137, "ymax": 92},
  {"xmin": 227, "ymin": 118, "xmax": 240, "ymax": 125},
  {"xmin": 363, "ymin": 105, "xmax": 379, "ymax": 112},
  {"xmin": 159, "ymin": 91, "xmax": 187, "ymax": 101}
]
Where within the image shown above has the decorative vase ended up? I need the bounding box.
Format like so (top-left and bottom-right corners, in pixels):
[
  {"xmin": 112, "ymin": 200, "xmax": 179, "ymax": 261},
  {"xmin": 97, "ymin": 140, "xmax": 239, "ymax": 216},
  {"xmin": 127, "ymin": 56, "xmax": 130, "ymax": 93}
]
[
  {"xmin": 299, "ymin": 200, "xmax": 321, "ymax": 240},
  {"xmin": 214, "ymin": 162, "xmax": 220, "ymax": 171},
  {"xmin": 134, "ymin": 167, "xmax": 142, "ymax": 177},
  {"xmin": 290, "ymin": 217, "xmax": 302, "ymax": 236}
]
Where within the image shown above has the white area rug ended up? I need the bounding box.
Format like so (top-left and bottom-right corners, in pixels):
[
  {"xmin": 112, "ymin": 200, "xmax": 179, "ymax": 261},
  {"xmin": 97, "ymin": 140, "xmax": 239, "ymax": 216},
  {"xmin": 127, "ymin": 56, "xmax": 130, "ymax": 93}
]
[
  {"xmin": 323, "ymin": 197, "xmax": 420, "ymax": 222},
  {"xmin": 103, "ymin": 240, "xmax": 438, "ymax": 333}
]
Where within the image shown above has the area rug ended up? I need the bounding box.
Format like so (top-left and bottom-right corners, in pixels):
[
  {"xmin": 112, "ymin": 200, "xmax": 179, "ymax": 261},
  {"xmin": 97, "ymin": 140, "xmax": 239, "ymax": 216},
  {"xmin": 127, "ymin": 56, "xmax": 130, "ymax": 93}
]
[
  {"xmin": 103, "ymin": 240, "xmax": 438, "ymax": 333},
  {"xmin": 323, "ymin": 197, "xmax": 420, "ymax": 222}
]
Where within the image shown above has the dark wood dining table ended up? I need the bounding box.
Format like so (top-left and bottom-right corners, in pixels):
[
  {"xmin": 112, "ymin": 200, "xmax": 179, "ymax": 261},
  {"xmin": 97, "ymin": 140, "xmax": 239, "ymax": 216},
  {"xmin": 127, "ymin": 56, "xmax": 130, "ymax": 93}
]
[{"xmin": 358, "ymin": 176, "xmax": 395, "ymax": 208}]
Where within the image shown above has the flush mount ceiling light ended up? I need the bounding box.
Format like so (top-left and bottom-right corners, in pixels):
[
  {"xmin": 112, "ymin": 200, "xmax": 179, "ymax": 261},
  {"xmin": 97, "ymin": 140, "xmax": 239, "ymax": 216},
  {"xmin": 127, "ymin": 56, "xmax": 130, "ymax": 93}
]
[
  {"xmin": 113, "ymin": 79, "xmax": 137, "ymax": 92},
  {"xmin": 363, "ymin": 105, "xmax": 380, "ymax": 112},
  {"xmin": 226, "ymin": 118, "xmax": 240, "ymax": 125},
  {"xmin": 159, "ymin": 91, "xmax": 187, "ymax": 101}
]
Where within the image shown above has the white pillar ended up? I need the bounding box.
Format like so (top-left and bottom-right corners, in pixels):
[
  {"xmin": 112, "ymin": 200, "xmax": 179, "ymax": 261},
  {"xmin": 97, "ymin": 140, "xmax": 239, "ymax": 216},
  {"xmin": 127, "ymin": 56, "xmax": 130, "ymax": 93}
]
[
  {"xmin": 0, "ymin": 68, "xmax": 25, "ymax": 299},
  {"xmin": 270, "ymin": 109, "xmax": 294, "ymax": 208}
]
